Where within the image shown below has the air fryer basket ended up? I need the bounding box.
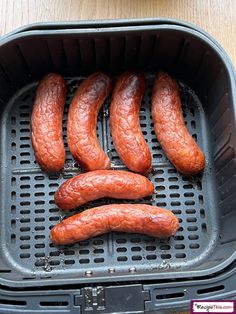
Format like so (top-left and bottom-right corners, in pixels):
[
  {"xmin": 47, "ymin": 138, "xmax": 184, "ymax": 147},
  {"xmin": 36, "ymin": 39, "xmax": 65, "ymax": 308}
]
[{"xmin": 0, "ymin": 22, "xmax": 235, "ymax": 289}]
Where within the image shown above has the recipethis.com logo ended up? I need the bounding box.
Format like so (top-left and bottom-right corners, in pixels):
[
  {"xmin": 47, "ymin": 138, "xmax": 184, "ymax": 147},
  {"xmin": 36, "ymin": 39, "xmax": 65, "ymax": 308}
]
[{"xmin": 191, "ymin": 300, "xmax": 235, "ymax": 313}]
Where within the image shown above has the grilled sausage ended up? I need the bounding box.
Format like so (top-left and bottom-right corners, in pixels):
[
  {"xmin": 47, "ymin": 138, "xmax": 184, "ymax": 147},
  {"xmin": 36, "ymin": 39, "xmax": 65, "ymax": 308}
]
[
  {"xmin": 151, "ymin": 71, "xmax": 205, "ymax": 175},
  {"xmin": 31, "ymin": 73, "xmax": 67, "ymax": 172},
  {"xmin": 67, "ymin": 72, "xmax": 112, "ymax": 171},
  {"xmin": 110, "ymin": 72, "xmax": 152, "ymax": 174},
  {"xmin": 50, "ymin": 204, "xmax": 180, "ymax": 245},
  {"xmin": 55, "ymin": 170, "xmax": 154, "ymax": 210}
]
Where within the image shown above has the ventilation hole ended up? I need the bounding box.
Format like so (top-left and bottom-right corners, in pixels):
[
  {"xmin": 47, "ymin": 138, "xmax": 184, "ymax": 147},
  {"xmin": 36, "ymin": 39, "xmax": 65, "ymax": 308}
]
[
  {"xmin": 20, "ymin": 244, "xmax": 30, "ymax": 249},
  {"xmin": 154, "ymin": 178, "xmax": 164, "ymax": 183},
  {"xmin": 146, "ymin": 255, "xmax": 156, "ymax": 260},
  {"xmin": 50, "ymin": 251, "xmax": 60, "ymax": 257},
  {"xmin": 183, "ymin": 184, "xmax": 193, "ymax": 189},
  {"xmin": 131, "ymin": 247, "xmax": 141, "ymax": 252},
  {"xmin": 199, "ymin": 195, "xmax": 204, "ymax": 204},
  {"xmin": 64, "ymin": 250, "xmax": 75, "ymax": 256},
  {"xmin": 79, "ymin": 241, "xmax": 89, "ymax": 246},
  {"xmin": 168, "ymin": 169, "xmax": 177, "ymax": 174},
  {"xmin": 20, "ymin": 218, "xmax": 30, "ymax": 223},
  {"xmin": 49, "ymin": 208, "xmax": 59, "ymax": 213},
  {"xmin": 79, "ymin": 259, "xmax": 90, "ymax": 264},
  {"xmin": 20, "ymin": 193, "xmax": 30, "ymax": 198},
  {"xmin": 117, "ymin": 247, "xmax": 127, "ymax": 253},
  {"xmin": 20, "ymin": 235, "xmax": 30, "ymax": 240},
  {"xmin": 146, "ymin": 245, "xmax": 156, "ymax": 251},
  {"xmin": 190, "ymin": 243, "xmax": 200, "ymax": 249},
  {"xmin": 155, "ymin": 186, "xmax": 165, "ymax": 191},
  {"xmin": 156, "ymin": 292, "xmax": 184, "ymax": 300},
  {"xmin": 200, "ymin": 209, "xmax": 205, "ymax": 218},
  {"xmin": 171, "ymin": 201, "xmax": 181, "ymax": 206},
  {"xmin": 187, "ymin": 226, "xmax": 198, "ymax": 231},
  {"xmin": 35, "ymin": 226, "xmax": 45, "ymax": 231},
  {"xmin": 11, "ymin": 205, "xmax": 16, "ymax": 214},
  {"xmin": 11, "ymin": 234, "xmax": 16, "ymax": 244},
  {"xmin": 49, "ymin": 183, "xmax": 59, "ymax": 188},
  {"xmin": 197, "ymin": 181, "xmax": 202, "ymax": 190},
  {"xmin": 93, "ymin": 239, "xmax": 104, "ymax": 245},
  {"xmin": 35, "ymin": 260, "xmax": 45, "ymax": 267},
  {"xmin": 175, "ymin": 253, "xmax": 186, "ymax": 258},
  {"xmin": 35, "ymin": 243, "xmax": 45, "ymax": 249},
  {"xmin": 11, "ymin": 142, "xmax": 16, "ymax": 151},
  {"xmin": 20, "ymin": 253, "xmax": 30, "ymax": 258},
  {"xmin": 156, "ymin": 194, "xmax": 166, "ymax": 199},
  {"xmin": 94, "ymin": 258, "xmax": 104, "ymax": 263},
  {"xmin": 49, "ymin": 216, "xmax": 59, "ymax": 222},
  {"xmin": 117, "ymin": 256, "xmax": 128, "ymax": 262},
  {"xmin": 185, "ymin": 200, "xmax": 195, "ymax": 205},
  {"xmin": 116, "ymin": 239, "xmax": 127, "ymax": 244},
  {"xmin": 20, "ymin": 184, "xmax": 30, "ymax": 189},
  {"xmin": 168, "ymin": 177, "xmax": 178, "ymax": 182},
  {"xmin": 131, "ymin": 238, "xmax": 141, "ymax": 243},
  {"xmin": 186, "ymin": 209, "xmax": 196, "ymax": 214},
  {"xmin": 174, "ymin": 235, "xmax": 184, "ymax": 240},
  {"xmin": 175, "ymin": 244, "xmax": 185, "ymax": 249},
  {"xmin": 184, "ymin": 192, "xmax": 194, "ymax": 197},
  {"xmin": 172, "ymin": 209, "xmax": 181, "ymax": 215},
  {"xmin": 11, "ymin": 220, "xmax": 16, "ymax": 229},
  {"xmin": 35, "ymin": 235, "xmax": 45, "ymax": 240},
  {"xmin": 160, "ymin": 245, "xmax": 170, "ymax": 250},
  {"xmin": 187, "ymin": 217, "xmax": 197, "ymax": 223},
  {"xmin": 35, "ymin": 252, "xmax": 45, "ymax": 258},
  {"xmin": 169, "ymin": 185, "xmax": 179, "ymax": 190},
  {"xmin": 20, "ymin": 121, "xmax": 29, "ymax": 126},
  {"xmin": 35, "ymin": 192, "xmax": 45, "ymax": 197},
  {"xmin": 161, "ymin": 254, "xmax": 171, "ymax": 259},
  {"xmin": 11, "ymin": 156, "xmax": 16, "ymax": 164},
  {"xmin": 202, "ymin": 223, "xmax": 207, "ymax": 233},
  {"xmin": 34, "ymin": 200, "xmax": 45, "ymax": 205},
  {"xmin": 156, "ymin": 202, "xmax": 166, "ymax": 207},
  {"xmin": 170, "ymin": 193, "xmax": 180, "ymax": 198},
  {"xmin": 35, "ymin": 217, "xmax": 45, "ymax": 222},
  {"xmin": 153, "ymin": 153, "xmax": 162, "ymax": 158},
  {"xmin": 35, "ymin": 209, "xmax": 45, "ymax": 214},
  {"xmin": 20, "ymin": 176, "xmax": 30, "ymax": 181},
  {"xmin": 11, "ymin": 129, "xmax": 16, "ymax": 138},
  {"xmin": 197, "ymin": 285, "xmax": 224, "ymax": 295},
  {"xmin": 20, "ymin": 209, "xmax": 30, "ymax": 215},
  {"xmin": 79, "ymin": 249, "xmax": 89, "ymax": 255},
  {"xmin": 132, "ymin": 255, "xmax": 142, "ymax": 261},
  {"xmin": 35, "ymin": 175, "xmax": 44, "ymax": 180},
  {"xmin": 20, "ymin": 136, "xmax": 30, "ymax": 141},
  {"xmin": 192, "ymin": 134, "xmax": 197, "ymax": 140},
  {"xmin": 64, "ymin": 260, "xmax": 75, "ymax": 265}
]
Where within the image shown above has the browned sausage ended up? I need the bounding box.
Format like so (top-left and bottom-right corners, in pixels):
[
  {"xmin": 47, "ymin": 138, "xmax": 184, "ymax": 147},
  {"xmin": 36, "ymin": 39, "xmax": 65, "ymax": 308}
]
[
  {"xmin": 151, "ymin": 71, "xmax": 205, "ymax": 175},
  {"xmin": 31, "ymin": 73, "xmax": 67, "ymax": 172},
  {"xmin": 55, "ymin": 170, "xmax": 154, "ymax": 210},
  {"xmin": 110, "ymin": 72, "xmax": 152, "ymax": 174},
  {"xmin": 50, "ymin": 204, "xmax": 180, "ymax": 245},
  {"xmin": 67, "ymin": 72, "xmax": 112, "ymax": 171}
]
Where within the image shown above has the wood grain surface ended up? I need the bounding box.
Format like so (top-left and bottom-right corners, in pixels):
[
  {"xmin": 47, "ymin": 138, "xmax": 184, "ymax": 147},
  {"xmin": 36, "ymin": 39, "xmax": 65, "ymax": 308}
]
[{"xmin": 0, "ymin": 0, "xmax": 235, "ymax": 66}]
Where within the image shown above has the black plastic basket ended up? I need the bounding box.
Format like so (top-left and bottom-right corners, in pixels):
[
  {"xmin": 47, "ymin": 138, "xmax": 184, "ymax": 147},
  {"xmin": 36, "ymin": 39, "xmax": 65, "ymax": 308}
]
[{"xmin": 0, "ymin": 18, "xmax": 235, "ymax": 312}]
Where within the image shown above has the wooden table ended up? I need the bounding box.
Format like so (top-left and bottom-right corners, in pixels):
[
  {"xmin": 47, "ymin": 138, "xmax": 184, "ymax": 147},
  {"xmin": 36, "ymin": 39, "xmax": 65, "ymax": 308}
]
[{"xmin": 0, "ymin": 0, "xmax": 235, "ymax": 67}]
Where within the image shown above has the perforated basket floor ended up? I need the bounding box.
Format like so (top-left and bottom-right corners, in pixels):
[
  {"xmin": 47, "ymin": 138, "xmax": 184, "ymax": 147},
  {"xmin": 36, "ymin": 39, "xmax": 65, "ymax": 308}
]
[{"xmin": 0, "ymin": 74, "xmax": 219, "ymax": 285}]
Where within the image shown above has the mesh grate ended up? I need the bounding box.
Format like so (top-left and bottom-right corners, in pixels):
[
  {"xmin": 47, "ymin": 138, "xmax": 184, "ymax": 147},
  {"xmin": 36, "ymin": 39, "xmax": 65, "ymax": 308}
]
[{"xmin": 1, "ymin": 74, "xmax": 216, "ymax": 279}]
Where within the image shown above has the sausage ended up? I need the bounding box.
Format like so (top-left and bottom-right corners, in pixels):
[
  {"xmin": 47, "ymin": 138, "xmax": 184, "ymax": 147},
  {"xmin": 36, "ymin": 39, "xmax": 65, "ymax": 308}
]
[
  {"xmin": 55, "ymin": 170, "xmax": 154, "ymax": 210},
  {"xmin": 67, "ymin": 72, "xmax": 112, "ymax": 171},
  {"xmin": 151, "ymin": 71, "xmax": 205, "ymax": 175},
  {"xmin": 110, "ymin": 72, "xmax": 152, "ymax": 174},
  {"xmin": 31, "ymin": 73, "xmax": 67, "ymax": 172},
  {"xmin": 50, "ymin": 204, "xmax": 180, "ymax": 245}
]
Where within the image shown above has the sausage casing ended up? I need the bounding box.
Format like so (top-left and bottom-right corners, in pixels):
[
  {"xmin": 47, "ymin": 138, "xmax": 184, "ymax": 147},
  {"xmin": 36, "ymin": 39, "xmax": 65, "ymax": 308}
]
[
  {"xmin": 55, "ymin": 170, "xmax": 154, "ymax": 210},
  {"xmin": 67, "ymin": 72, "xmax": 112, "ymax": 171},
  {"xmin": 151, "ymin": 71, "xmax": 205, "ymax": 175},
  {"xmin": 31, "ymin": 73, "xmax": 66, "ymax": 172},
  {"xmin": 110, "ymin": 72, "xmax": 152, "ymax": 174},
  {"xmin": 50, "ymin": 204, "xmax": 180, "ymax": 245}
]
